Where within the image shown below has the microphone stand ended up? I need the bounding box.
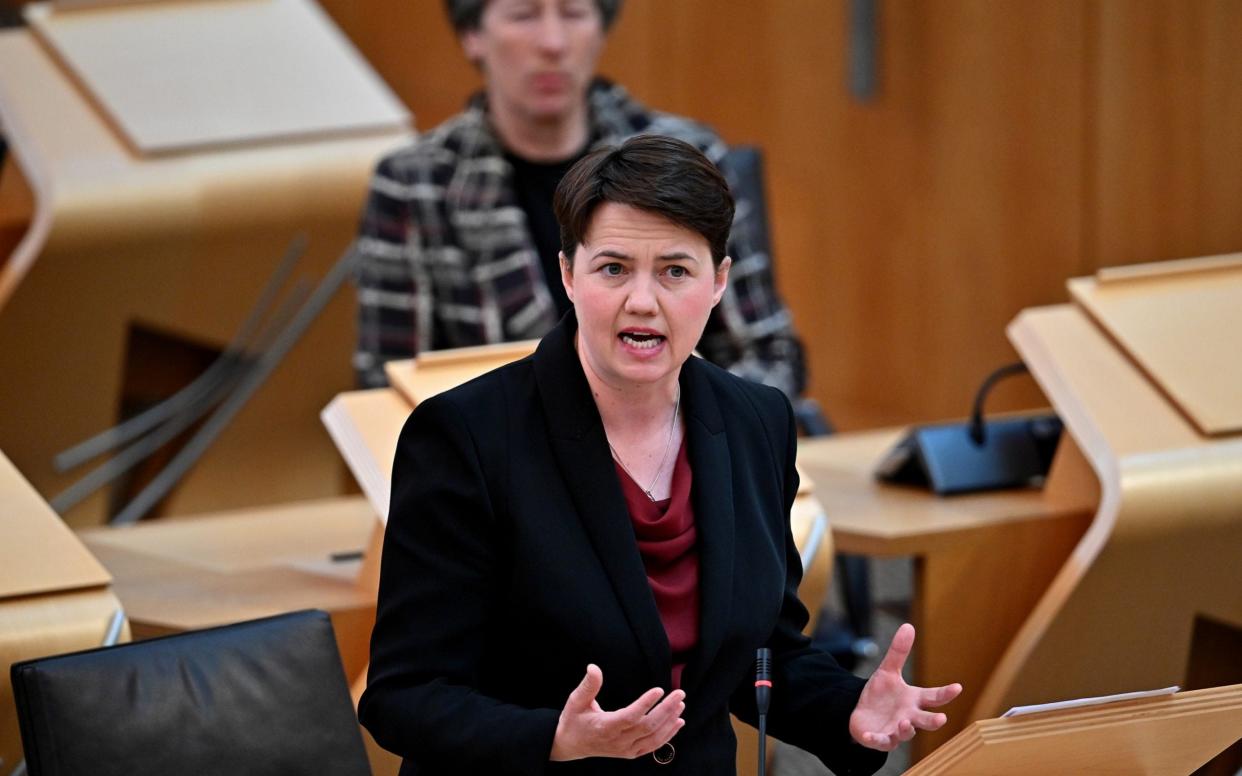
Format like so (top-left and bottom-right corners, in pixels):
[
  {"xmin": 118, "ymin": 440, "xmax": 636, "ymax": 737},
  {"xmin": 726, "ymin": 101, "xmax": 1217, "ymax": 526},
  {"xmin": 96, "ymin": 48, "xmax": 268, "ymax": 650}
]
[{"xmin": 756, "ymin": 648, "xmax": 772, "ymax": 776}]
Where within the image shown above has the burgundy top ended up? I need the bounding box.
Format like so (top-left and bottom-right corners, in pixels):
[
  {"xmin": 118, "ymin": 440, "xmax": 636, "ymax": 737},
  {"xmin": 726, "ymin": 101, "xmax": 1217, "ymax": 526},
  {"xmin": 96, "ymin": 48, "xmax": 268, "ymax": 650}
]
[{"xmin": 614, "ymin": 441, "xmax": 699, "ymax": 689}]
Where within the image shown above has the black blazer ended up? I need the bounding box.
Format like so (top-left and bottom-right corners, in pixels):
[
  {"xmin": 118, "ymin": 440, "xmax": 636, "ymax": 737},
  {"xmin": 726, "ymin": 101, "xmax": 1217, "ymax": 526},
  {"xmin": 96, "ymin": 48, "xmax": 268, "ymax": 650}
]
[{"xmin": 360, "ymin": 313, "xmax": 885, "ymax": 776}]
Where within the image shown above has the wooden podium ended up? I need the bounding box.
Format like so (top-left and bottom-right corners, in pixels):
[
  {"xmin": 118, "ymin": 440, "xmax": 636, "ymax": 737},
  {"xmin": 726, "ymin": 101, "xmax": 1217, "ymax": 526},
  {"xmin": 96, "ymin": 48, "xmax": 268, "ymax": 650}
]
[
  {"xmin": 907, "ymin": 684, "xmax": 1242, "ymax": 775},
  {"xmin": 0, "ymin": 449, "xmax": 126, "ymax": 773},
  {"xmin": 796, "ymin": 430, "xmax": 1095, "ymax": 759},
  {"xmin": 796, "ymin": 254, "xmax": 1242, "ymax": 765},
  {"xmin": 970, "ymin": 255, "xmax": 1242, "ymax": 727},
  {"xmin": 0, "ymin": 0, "xmax": 412, "ymax": 525}
]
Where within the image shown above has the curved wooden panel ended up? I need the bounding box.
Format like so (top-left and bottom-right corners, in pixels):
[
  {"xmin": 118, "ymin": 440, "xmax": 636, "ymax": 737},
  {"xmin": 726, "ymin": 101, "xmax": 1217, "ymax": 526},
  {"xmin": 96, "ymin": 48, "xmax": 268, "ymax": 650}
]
[{"xmin": 974, "ymin": 304, "xmax": 1242, "ymax": 719}]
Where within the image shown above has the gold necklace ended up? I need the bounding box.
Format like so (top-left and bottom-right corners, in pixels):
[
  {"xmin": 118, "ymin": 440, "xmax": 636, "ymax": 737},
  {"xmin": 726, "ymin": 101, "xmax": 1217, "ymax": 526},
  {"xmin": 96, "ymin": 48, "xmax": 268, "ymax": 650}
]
[{"xmin": 607, "ymin": 387, "xmax": 681, "ymax": 501}]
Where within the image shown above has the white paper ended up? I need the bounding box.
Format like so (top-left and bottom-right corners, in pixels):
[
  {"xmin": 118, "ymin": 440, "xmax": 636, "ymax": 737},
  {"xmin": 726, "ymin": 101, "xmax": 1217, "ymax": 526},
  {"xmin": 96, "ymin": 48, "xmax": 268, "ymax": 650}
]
[{"xmin": 1002, "ymin": 686, "xmax": 1179, "ymax": 718}]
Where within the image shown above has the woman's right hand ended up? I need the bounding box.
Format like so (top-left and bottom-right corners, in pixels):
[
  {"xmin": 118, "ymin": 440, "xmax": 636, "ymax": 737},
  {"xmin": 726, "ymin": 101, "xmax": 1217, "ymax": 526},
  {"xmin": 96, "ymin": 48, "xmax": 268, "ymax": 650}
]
[{"xmin": 549, "ymin": 664, "xmax": 686, "ymax": 761}]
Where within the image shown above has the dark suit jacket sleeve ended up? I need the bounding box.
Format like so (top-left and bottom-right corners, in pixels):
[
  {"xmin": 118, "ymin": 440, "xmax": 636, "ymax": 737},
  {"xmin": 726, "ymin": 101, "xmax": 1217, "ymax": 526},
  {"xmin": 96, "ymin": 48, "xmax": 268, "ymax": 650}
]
[
  {"xmin": 358, "ymin": 394, "xmax": 560, "ymax": 774},
  {"xmin": 728, "ymin": 392, "xmax": 887, "ymax": 776}
]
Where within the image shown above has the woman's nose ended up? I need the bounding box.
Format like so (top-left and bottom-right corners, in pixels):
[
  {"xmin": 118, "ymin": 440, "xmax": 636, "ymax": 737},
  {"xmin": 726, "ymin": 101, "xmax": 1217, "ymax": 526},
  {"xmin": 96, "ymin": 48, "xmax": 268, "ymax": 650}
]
[
  {"xmin": 624, "ymin": 277, "xmax": 658, "ymax": 314},
  {"xmin": 536, "ymin": 12, "xmax": 569, "ymax": 54}
]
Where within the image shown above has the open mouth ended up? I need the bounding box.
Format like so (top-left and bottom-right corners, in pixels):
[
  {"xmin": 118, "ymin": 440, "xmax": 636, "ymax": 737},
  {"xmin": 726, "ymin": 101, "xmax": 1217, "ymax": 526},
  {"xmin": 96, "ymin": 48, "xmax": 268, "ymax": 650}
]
[{"xmin": 619, "ymin": 332, "xmax": 665, "ymax": 350}]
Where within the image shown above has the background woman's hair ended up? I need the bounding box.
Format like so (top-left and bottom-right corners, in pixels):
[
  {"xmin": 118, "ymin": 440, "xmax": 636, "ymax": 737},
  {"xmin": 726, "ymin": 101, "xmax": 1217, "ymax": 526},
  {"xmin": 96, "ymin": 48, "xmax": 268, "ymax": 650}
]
[{"xmin": 443, "ymin": 0, "xmax": 624, "ymax": 33}]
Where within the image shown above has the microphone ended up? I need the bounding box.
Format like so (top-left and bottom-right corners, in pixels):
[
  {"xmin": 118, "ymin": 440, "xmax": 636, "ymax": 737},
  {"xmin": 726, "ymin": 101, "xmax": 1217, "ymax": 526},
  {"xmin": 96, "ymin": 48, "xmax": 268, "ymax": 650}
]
[
  {"xmin": 968, "ymin": 362, "xmax": 1029, "ymax": 445},
  {"xmin": 756, "ymin": 648, "xmax": 772, "ymax": 776}
]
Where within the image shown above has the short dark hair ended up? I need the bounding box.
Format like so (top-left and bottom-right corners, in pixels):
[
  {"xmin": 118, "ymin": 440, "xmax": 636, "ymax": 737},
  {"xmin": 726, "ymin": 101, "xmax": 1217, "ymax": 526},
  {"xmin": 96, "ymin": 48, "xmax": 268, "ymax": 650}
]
[
  {"xmin": 554, "ymin": 135, "xmax": 734, "ymax": 267},
  {"xmin": 444, "ymin": 0, "xmax": 624, "ymax": 33}
]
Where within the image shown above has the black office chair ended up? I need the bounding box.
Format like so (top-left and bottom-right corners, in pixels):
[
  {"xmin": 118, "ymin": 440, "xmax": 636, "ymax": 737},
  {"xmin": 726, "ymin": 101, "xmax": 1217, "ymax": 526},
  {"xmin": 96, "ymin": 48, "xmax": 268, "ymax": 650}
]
[
  {"xmin": 720, "ymin": 146, "xmax": 875, "ymax": 668},
  {"xmin": 10, "ymin": 610, "xmax": 370, "ymax": 776}
]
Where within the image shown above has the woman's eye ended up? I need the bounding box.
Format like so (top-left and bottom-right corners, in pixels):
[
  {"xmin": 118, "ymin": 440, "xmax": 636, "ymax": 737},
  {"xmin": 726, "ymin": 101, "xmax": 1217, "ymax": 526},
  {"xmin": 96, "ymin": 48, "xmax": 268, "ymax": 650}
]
[
  {"xmin": 505, "ymin": 3, "xmax": 539, "ymax": 20},
  {"xmin": 602, "ymin": 263, "xmax": 624, "ymax": 276},
  {"xmin": 561, "ymin": 0, "xmax": 594, "ymax": 19},
  {"xmin": 665, "ymin": 266, "xmax": 688, "ymax": 279}
]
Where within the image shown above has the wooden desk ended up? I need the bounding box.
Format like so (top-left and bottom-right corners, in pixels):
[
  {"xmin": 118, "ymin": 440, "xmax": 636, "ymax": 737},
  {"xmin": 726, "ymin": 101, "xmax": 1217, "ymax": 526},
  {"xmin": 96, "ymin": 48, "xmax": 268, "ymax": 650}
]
[
  {"xmin": 907, "ymin": 683, "xmax": 1242, "ymax": 775},
  {"xmin": 797, "ymin": 430, "xmax": 1095, "ymax": 758},
  {"xmin": 973, "ymin": 299, "xmax": 1242, "ymax": 723},
  {"xmin": 0, "ymin": 27, "xmax": 411, "ymax": 525},
  {"xmin": 78, "ymin": 496, "xmax": 379, "ymax": 682},
  {"xmin": 1, "ymin": 449, "xmax": 124, "ymax": 771}
]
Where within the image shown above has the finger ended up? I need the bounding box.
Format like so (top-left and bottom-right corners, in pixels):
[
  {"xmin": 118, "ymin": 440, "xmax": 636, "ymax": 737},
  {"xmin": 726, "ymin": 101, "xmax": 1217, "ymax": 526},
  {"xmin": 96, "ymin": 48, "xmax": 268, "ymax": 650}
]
[
  {"xmin": 920, "ymin": 683, "xmax": 963, "ymax": 708},
  {"xmin": 860, "ymin": 731, "xmax": 894, "ymax": 752},
  {"xmin": 615, "ymin": 687, "xmax": 675, "ymax": 726},
  {"xmin": 643, "ymin": 692, "xmax": 686, "ymax": 726},
  {"xmin": 620, "ymin": 692, "xmax": 683, "ymax": 741},
  {"xmin": 878, "ymin": 623, "xmax": 915, "ymax": 674},
  {"xmin": 910, "ymin": 710, "xmax": 948, "ymax": 731},
  {"xmin": 628, "ymin": 703, "xmax": 686, "ymax": 755},
  {"xmin": 896, "ymin": 718, "xmax": 916, "ymax": 742},
  {"xmin": 565, "ymin": 664, "xmax": 604, "ymax": 712}
]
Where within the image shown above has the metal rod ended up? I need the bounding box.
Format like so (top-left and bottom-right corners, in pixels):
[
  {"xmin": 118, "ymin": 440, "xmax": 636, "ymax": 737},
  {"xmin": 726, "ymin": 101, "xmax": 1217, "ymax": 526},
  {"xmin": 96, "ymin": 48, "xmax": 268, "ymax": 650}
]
[
  {"xmin": 50, "ymin": 281, "xmax": 310, "ymax": 515},
  {"xmin": 53, "ymin": 235, "xmax": 308, "ymax": 471},
  {"xmin": 103, "ymin": 608, "xmax": 125, "ymax": 647},
  {"xmin": 111, "ymin": 247, "xmax": 357, "ymax": 525}
]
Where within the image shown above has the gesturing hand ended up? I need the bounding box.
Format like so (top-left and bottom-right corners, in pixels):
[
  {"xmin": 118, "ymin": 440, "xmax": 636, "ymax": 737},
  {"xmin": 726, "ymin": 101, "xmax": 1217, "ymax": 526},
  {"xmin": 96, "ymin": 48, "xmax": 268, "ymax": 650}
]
[
  {"xmin": 849, "ymin": 623, "xmax": 962, "ymax": 752},
  {"xmin": 550, "ymin": 664, "xmax": 686, "ymax": 762}
]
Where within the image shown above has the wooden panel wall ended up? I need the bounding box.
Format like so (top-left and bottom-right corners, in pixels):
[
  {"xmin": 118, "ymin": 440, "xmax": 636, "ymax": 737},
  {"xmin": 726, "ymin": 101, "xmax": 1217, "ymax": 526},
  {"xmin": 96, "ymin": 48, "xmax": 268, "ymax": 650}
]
[
  {"xmin": 1091, "ymin": 0, "xmax": 1242, "ymax": 268},
  {"xmin": 319, "ymin": 0, "xmax": 1242, "ymax": 430}
]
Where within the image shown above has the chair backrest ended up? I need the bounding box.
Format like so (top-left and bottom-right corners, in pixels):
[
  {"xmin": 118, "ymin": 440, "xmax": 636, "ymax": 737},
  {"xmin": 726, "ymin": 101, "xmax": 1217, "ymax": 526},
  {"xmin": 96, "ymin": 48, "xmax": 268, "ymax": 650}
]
[
  {"xmin": 720, "ymin": 145, "xmax": 832, "ymax": 436},
  {"xmin": 10, "ymin": 609, "xmax": 370, "ymax": 776},
  {"xmin": 720, "ymin": 144, "xmax": 774, "ymax": 267}
]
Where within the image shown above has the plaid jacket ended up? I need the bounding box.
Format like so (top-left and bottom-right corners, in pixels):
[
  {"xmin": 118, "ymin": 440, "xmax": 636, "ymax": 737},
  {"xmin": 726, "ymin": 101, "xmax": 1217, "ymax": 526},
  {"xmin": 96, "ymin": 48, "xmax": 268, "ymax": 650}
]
[{"xmin": 353, "ymin": 80, "xmax": 806, "ymax": 396}]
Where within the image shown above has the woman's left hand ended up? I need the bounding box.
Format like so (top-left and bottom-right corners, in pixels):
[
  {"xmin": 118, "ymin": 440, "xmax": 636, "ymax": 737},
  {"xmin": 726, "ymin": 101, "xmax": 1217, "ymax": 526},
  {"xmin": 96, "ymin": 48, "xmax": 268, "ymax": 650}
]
[{"xmin": 848, "ymin": 623, "xmax": 962, "ymax": 752}]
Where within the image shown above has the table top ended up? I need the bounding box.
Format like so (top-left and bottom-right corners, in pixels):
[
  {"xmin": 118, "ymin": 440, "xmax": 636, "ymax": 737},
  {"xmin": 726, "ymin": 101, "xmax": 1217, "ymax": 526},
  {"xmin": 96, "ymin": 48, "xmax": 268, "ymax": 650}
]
[
  {"xmin": 2, "ymin": 448, "xmax": 111, "ymax": 600},
  {"xmin": 1068, "ymin": 254, "xmax": 1242, "ymax": 436},
  {"xmin": 26, "ymin": 0, "xmax": 409, "ymax": 155},
  {"xmin": 78, "ymin": 496, "xmax": 377, "ymax": 631},
  {"xmin": 797, "ymin": 429, "xmax": 1094, "ymax": 555}
]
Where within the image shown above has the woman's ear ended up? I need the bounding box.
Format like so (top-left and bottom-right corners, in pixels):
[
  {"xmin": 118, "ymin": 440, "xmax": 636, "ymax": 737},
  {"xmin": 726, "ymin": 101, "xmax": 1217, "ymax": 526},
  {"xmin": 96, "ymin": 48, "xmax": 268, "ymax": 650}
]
[
  {"xmin": 712, "ymin": 256, "xmax": 732, "ymax": 306},
  {"xmin": 461, "ymin": 30, "xmax": 484, "ymax": 66},
  {"xmin": 559, "ymin": 251, "xmax": 574, "ymax": 303}
]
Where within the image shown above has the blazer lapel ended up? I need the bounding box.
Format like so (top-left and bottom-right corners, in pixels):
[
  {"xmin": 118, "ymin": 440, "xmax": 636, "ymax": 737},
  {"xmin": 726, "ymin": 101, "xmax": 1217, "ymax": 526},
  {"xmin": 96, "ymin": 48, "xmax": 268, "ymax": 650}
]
[
  {"xmin": 533, "ymin": 315, "xmax": 671, "ymax": 688},
  {"xmin": 679, "ymin": 357, "xmax": 735, "ymax": 695}
]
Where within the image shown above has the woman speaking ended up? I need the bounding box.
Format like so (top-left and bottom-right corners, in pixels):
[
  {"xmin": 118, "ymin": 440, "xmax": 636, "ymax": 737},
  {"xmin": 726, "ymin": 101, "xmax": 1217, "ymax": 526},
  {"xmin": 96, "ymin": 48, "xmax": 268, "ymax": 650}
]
[{"xmin": 359, "ymin": 135, "xmax": 961, "ymax": 775}]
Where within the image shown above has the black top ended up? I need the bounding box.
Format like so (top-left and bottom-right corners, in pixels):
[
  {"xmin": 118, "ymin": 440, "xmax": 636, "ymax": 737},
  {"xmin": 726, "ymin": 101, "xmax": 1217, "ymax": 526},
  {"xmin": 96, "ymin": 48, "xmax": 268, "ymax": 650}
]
[
  {"xmin": 505, "ymin": 149, "xmax": 588, "ymax": 317},
  {"xmin": 359, "ymin": 311, "xmax": 885, "ymax": 776}
]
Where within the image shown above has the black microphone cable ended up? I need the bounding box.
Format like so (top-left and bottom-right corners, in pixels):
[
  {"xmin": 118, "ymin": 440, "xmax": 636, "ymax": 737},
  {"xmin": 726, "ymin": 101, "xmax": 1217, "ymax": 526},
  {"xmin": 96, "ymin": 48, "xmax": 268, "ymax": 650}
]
[
  {"xmin": 756, "ymin": 648, "xmax": 772, "ymax": 776},
  {"xmin": 968, "ymin": 362, "xmax": 1030, "ymax": 445}
]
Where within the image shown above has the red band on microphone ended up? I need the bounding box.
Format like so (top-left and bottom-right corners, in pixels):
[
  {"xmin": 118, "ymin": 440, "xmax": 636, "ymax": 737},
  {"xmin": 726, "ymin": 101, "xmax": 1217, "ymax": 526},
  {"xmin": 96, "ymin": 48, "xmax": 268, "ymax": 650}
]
[{"xmin": 754, "ymin": 679, "xmax": 772, "ymax": 688}]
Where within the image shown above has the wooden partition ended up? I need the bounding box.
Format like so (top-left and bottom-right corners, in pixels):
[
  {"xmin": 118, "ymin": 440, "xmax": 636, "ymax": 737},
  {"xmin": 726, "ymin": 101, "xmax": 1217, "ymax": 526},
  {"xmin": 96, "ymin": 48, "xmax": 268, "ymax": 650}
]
[{"xmin": 320, "ymin": 0, "xmax": 1242, "ymax": 430}]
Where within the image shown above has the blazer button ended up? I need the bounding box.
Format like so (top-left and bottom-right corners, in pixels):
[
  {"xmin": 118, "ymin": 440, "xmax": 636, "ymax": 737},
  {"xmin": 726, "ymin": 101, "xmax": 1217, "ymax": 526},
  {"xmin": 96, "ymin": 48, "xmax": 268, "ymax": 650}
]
[{"xmin": 652, "ymin": 742, "xmax": 675, "ymax": 765}]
